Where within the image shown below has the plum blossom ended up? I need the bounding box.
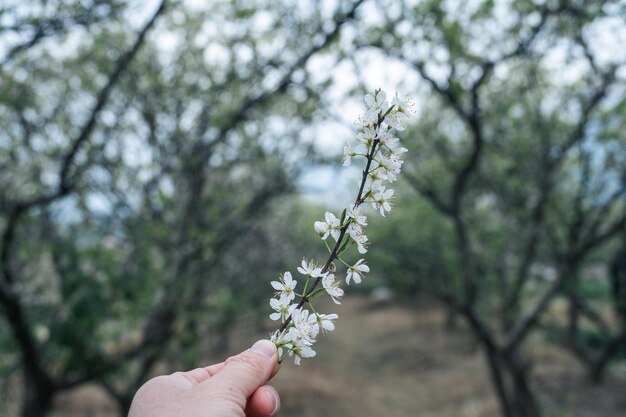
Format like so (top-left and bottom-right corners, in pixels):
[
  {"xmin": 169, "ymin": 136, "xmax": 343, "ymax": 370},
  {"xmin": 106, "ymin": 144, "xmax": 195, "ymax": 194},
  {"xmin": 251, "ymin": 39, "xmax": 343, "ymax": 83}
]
[
  {"xmin": 372, "ymin": 186, "xmax": 394, "ymax": 217},
  {"xmin": 355, "ymin": 231, "xmax": 369, "ymax": 254},
  {"xmin": 377, "ymin": 129, "xmax": 398, "ymax": 146},
  {"xmin": 356, "ymin": 126, "xmax": 378, "ymax": 146},
  {"xmin": 316, "ymin": 313, "xmax": 338, "ymax": 332},
  {"xmin": 378, "ymin": 152, "xmax": 404, "ymax": 183},
  {"xmin": 313, "ymin": 212, "xmax": 341, "ymax": 241},
  {"xmin": 364, "ymin": 90, "xmax": 389, "ymax": 123},
  {"xmin": 292, "ymin": 341, "xmax": 316, "ymax": 365},
  {"xmin": 271, "ymin": 272, "xmax": 297, "ymax": 302},
  {"xmin": 269, "ymin": 296, "xmax": 295, "ymax": 322},
  {"xmin": 389, "ymin": 146, "xmax": 408, "ymax": 158},
  {"xmin": 297, "ymin": 259, "xmax": 325, "ymax": 278},
  {"xmin": 392, "ymin": 92, "xmax": 414, "ymax": 116},
  {"xmin": 385, "ymin": 94, "xmax": 413, "ymax": 131},
  {"xmin": 343, "ymin": 143, "xmax": 367, "ymax": 167},
  {"xmin": 271, "ymin": 327, "xmax": 297, "ymax": 358},
  {"xmin": 347, "ymin": 205, "xmax": 367, "ymax": 227},
  {"xmin": 342, "ymin": 143, "xmax": 355, "ymax": 167},
  {"xmin": 366, "ymin": 171, "xmax": 385, "ymax": 193},
  {"xmin": 322, "ymin": 273, "xmax": 344, "ymax": 304},
  {"xmin": 384, "ymin": 113, "xmax": 406, "ymax": 131},
  {"xmin": 347, "ymin": 222, "xmax": 363, "ymax": 241},
  {"xmin": 272, "ymin": 327, "xmax": 316, "ymax": 364},
  {"xmin": 292, "ymin": 308, "xmax": 320, "ymax": 343},
  {"xmin": 346, "ymin": 259, "xmax": 370, "ymax": 285},
  {"xmin": 346, "ymin": 221, "xmax": 369, "ymax": 254}
]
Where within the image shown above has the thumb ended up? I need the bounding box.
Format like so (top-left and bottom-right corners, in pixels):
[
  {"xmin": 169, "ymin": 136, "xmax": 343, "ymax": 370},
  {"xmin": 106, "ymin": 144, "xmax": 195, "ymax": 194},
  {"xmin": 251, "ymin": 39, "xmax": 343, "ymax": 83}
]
[{"xmin": 204, "ymin": 340, "xmax": 279, "ymax": 405}]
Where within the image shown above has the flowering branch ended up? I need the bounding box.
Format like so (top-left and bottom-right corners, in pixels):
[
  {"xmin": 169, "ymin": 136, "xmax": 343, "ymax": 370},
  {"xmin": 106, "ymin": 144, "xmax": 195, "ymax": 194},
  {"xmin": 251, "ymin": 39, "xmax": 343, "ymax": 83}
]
[{"xmin": 269, "ymin": 89, "xmax": 413, "ymax": 364}]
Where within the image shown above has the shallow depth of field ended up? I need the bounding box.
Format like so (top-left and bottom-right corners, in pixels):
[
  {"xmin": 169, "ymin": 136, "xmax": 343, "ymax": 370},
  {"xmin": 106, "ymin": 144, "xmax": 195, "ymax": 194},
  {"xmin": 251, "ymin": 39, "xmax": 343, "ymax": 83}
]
[
  {"xmin": 1, "ymin": 1, "xmax": 626, "ymax": 417},
  {"xmin": 51, "ymin": 297, "xmax": 626, "ymax": 417}
]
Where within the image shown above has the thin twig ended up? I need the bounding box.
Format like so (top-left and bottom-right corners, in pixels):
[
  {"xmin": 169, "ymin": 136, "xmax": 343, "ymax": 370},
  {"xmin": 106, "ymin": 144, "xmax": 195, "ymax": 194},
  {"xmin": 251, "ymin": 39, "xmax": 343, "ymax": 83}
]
[{"xmin": 277, "ymin": 111, "xmax": 389, "ymax": 334}]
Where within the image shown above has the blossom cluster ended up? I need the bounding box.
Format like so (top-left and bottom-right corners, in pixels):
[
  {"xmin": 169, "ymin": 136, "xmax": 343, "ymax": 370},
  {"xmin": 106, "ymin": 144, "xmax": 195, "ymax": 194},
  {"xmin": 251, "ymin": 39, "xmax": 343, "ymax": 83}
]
[{"xmin": 269, "ymin": 89, "xmax": 413, "ymax": 364}]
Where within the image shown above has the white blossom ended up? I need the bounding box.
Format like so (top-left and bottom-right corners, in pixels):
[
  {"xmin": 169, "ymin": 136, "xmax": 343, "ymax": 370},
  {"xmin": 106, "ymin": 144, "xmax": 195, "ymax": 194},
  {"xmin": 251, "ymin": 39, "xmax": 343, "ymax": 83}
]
[
  {"xmin": 269, "ymin": 296, "xmax": 295, "ymax": 322},
  {"xmin": 348, "ymin": 223, "xmax": 370, "ymax": 253},
  {"xmin": 270, "ymin": 330, "xmax": 284, "ymax": 355},
  {"xmin": 355, "ymin": 233, "xmax": 369, "ymax": 254},
  {"xmin": 384, "ymin": 113, "xmax": 406, "ymax": 131},
  {"xmin": 364, "ymin": 90, "xmax": 389, "ymax": 124},
  {"xmin": 389, "ymin": 146, "xmax": 408, "ymax": 158},
  {"xmin": 356, "ymin": 126, "xmax": 378, "ymax": 146},
  {"xmin": 342, "ymin": 143, "xmax": 354, "ymax": 167},
  {"xmin": 292, "ymin": 342, "xmax": 316, "ymax": 365},
  {"xmin": 384, "ymin": 93, "xmax": 413, "ymax": 131},
  {"xmin": 371, "ymin": 186, "xmax": 394, "ymax": 217},
  {"xmin": 297, "ymin": 259, "xmax": 325, "ymax": 278},
  {"xmin": 377, "ymin": 129, "xmax": 398, "ymax": 146},
  {"xmin": 271, "ymin": 328, "xmax": 296, "ymax": 358},
  {"xmin": 272, "ymin": 325, "xmax": 317, "ymax": 365},
  {"xmin": 271, "ymin": 272, "xmax": 297, "ymax": 302},
  {"xmin": 313, "ymin": 211, "xmax": 340, "ymax": 241},
  {"xmin": 322, "ymin": 273, "xmax": 344, "ymax": 304},
  {"xmin": 343, "ymin": 143, "xmax": 368, "ymax": 167},
  {"xmin": 347, "ymin": 222, "xmax": 363, "ymax": 241},
  {"xmin": 346, "ymin": 259, "xmax": 370, "ymax": 285},
  {"xmin": 366, "ymin": 171, "xmax": 385, "ymax": 193},
  {"xmin": 313, "ymin": 220, "xmax": 329, "ymax": 239},
  {"xmin": 391, "ymin": 92, "xmax": 413, "ymax": 116},
  {"xmin": 379, "ymin": 152, "xmax": 404, "ymax": 183},
  {"xmin": 347, "ymin": 205, "xmax": 367, "ymax": 227},
  {"xmin": 316, "ymin": 313, "xmax": 338, "ymax": 332},
  {"xmin": 292, "ymin": 308, "xmax": 320, "ymax": 343}
]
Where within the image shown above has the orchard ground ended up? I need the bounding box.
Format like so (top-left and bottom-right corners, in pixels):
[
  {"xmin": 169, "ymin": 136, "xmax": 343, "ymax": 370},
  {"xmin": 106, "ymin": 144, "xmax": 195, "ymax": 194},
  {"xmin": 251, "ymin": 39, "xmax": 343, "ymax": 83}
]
[{"xmin": 52, "ymin": 296, "xmax": 626, "ymax": 417}]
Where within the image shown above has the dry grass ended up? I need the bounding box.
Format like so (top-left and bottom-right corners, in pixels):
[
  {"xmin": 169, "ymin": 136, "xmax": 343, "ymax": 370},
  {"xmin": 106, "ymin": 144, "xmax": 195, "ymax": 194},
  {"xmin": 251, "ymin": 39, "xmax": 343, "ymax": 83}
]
[{"xmin": 47, "ymin": 296, "xmax": 626, "ymax": 417}]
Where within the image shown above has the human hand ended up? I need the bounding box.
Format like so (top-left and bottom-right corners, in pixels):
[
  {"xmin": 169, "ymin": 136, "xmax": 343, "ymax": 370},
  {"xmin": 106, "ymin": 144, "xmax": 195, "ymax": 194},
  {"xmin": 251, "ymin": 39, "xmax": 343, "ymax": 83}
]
[{"xmin": 128, "ymin": 340, "xmax": 281, "ymax": 417}]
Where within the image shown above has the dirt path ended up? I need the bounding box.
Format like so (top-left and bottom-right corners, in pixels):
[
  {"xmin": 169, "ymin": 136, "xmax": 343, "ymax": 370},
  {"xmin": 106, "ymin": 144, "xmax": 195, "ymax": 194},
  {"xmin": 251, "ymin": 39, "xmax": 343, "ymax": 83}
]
[{"xmin": 52, "ymin": 296, "xmax": 626, "ymax": 417}]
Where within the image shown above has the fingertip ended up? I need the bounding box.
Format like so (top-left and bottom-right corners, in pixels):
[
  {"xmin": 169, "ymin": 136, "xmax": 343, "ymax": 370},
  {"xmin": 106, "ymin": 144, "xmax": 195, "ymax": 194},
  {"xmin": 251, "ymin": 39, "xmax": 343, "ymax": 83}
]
[
  {"xmin": 250, "ymin": 339, "xmax": 277, "ymax": 359},
  {"xmin": 246, "ymin": 385, "xmax": 280, "ymax": 417},
  {"xmin": 250, "ymin": 339, "xmax": 281, "ymax": 379},
  {"xmin": 208, "ymin": 340, "xmax": 279, "ymax": 401}
]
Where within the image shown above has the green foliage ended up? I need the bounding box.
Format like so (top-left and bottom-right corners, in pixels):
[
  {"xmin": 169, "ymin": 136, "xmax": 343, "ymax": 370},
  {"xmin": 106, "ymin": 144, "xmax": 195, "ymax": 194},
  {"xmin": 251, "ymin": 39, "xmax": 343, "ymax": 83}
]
[
  {"xmin": 367, "ymin": 190, "xmax": 458, "ymax": 298},
  {"xmin": 578, "ymin": 278, "xmax": 612, "ymax": 301}
]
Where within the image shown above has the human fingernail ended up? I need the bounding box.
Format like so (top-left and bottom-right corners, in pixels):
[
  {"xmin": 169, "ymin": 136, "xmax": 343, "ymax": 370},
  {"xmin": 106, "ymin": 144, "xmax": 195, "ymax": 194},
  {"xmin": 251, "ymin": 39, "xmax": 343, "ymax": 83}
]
[
  {"xmin": 251, "ymin": 340, "xmax": 276, "ymax": 358},
  {"xmin": 267, "ymin": 387, "xmax": 280, "ymax": 416}
]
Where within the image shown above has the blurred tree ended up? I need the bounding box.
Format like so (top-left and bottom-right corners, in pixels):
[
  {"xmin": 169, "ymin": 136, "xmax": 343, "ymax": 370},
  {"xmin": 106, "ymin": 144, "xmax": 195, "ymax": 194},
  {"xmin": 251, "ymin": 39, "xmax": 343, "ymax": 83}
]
[
  {"xmin": 367, "ymin": 187, "xmax": 457, "ymax": 302},
  {"xmin": 0, "ymin": 0, "xmax": 367, "ymax": 416},
  {"xmin": 357, "ymin": 1, "xmax": 626, "ymax": 416}
]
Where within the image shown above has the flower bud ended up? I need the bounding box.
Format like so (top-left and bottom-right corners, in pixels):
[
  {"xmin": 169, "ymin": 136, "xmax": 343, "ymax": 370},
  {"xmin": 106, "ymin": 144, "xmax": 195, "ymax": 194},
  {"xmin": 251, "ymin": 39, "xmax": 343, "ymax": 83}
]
[{"xmin": 314, "ymin": 221, "xmax": 328, "ymax": 237}]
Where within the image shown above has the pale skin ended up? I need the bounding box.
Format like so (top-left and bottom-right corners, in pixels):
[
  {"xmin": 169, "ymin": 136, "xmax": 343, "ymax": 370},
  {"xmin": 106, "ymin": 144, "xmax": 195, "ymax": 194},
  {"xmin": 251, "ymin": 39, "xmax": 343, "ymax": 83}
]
[{"xmin": 129, "ymin": 340, "xmax": 281, "ymax": 417}]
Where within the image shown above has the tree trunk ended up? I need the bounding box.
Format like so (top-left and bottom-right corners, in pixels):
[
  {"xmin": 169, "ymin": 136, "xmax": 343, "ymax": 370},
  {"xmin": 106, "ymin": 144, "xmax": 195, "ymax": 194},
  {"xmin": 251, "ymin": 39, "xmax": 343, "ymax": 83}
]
[
  {"xmin": 507, "ymin": 354, "xmax": 542, "ymax": 417},
  {"xmin": 479, "ymin": 342, "xmax": 543, "ymax": 417},
  {"xmin": 483, "ymin": 348, "xmax": 514, "ymax": 417},
  {"xmin": 22, "ymin": 375, "xmax": 54, "ymax": 417},
  {"xmin": 588, "ymin": 324, "xmax": 626, "ymax": 384}
]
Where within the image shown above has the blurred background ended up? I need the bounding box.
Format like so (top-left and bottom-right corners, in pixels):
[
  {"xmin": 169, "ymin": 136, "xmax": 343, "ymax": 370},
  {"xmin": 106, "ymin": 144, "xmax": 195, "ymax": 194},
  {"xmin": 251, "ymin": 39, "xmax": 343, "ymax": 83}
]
[{"xmin": 1, "ymin": 0, "xmax": 626, "ymax": 416}]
